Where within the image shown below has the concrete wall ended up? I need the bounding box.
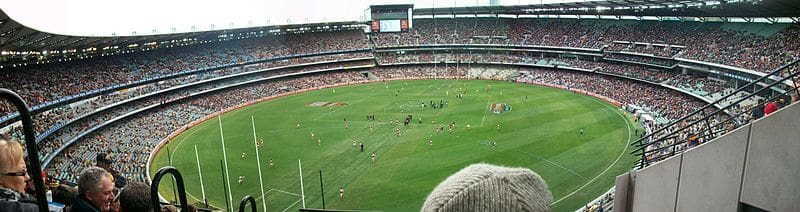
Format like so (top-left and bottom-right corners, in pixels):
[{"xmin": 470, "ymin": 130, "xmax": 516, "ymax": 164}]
[
  {"xmin": 616, "ymin": 102, "xmax": 800, "ymax": 211},
  {"xmin": 676, "ymin": 124, "xmax": 749, "ymax": 212},
  {"xmin": 631, "ymin": 156, "xmax": 681, "ymax": 212},
  {"xmin": 740, "ymin": 100, "xmax": 800, "ymax": 211}
]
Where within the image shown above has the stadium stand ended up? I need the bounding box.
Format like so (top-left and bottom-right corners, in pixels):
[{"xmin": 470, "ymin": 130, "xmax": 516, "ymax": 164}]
[
  {"xmin": 372, "ymin": 18, "xmax": 800, "ymax": 73},
  {"xmin": 1, "ymin": 3, "xmax": 799, "ymax": 211}
]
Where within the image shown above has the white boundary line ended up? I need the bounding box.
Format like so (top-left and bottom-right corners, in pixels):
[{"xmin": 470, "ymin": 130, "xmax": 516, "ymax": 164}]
[
  {"xmin": 253, "ymin": 188, "xmax": 302, "ymax": 201},
  {"xmin": 514, "ymin": 149, "xmax": 589, "ymax": 181},
  {"xmin": 218, "ymin": 115, "xmax": 235, "ymax": 210},
  {"xmin": 282, "ymin": 199, "xmax": 303, "ymax": 212},
  {"xmin": 168, "ymin": 125, "xmax": 205, "ymax": 164},
  {"xmin": 298, "ymin": 159, "xmax": 306, "ymax": 208},
  {"xmin": 272, "ymin": 188, "xmax": 302, "ymax": 197},
  {"xmin": 551, "ymin": 97, "xmax": 634, "ymax": 206},
  {"xmin": 194, "ymin": 145, "xmax": 207, "ymax": 203},
  {"xmin": 251, "ymin": 116, "xmax": 268, "ymax": 212}
]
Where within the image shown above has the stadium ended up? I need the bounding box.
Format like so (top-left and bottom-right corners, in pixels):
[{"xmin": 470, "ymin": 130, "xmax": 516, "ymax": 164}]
[{"xmin": 0, "ymin": 0, "xmax": 799, "ymax": 211}]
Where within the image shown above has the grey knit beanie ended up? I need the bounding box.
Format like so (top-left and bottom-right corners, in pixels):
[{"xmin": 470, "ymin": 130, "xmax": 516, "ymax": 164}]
[{"xmin": 421, "ymin": 163, "xmax": 553, "ymax": 212}]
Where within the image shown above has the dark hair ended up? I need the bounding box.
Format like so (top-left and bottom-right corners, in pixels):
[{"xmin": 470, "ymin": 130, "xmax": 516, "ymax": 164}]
[
  {"xmin": 53, "ymin": 185, "xmax": 77, "ymax": 206},
  {"xmin": 119, "ymin": 182, "xmax": 153, "ymax": 212}
]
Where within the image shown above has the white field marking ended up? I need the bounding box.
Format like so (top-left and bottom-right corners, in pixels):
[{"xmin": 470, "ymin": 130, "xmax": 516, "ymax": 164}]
[
  {"xmin": 252, "ymin": 188, "xmax": 274, "ymax": 202},
  {"xmin": 513, "ymin": 149, "xmax": 589, "ymax": 181},
  {"xmin": 160, "ymin": 124, "xmax": 213, "ymax": 207},
  {"xmin": 168, "ymin": 125, "xmax": 205, "ymax": 164},
  {"xmin": 251, "ymin": 188, "xmax": 301, "ymax": 202},
  {"xmin": 282, "ymin": 199, "xmax": 303, "ymax": 212},
  {"xmin": 272, "ymin": 188, "xmax": 302, "ymax": 197},
  {"xmin": 194, "ymin": 145, "xmax": 207, "ymax": 202},
  {"xmin": 251, "ymin": 116, "xmax": 268, "ymax": 212},
  {"xmin": 218, "ymin": 116, "xmax": 234, "ymax": 209},
  {"xmin": 185, "ymin": 190, "xmax": 217, "ymax": 208},
  {"xmin": 480, "ymin": 100, "xmax": 491, "ymax": 127},
  {"xmin": 551, "ymin": 97, "xmax": 634, "ymax": 206},
  {"xmin": 298, "ymin": 159, "xmax": 306, "ymax": 208}
]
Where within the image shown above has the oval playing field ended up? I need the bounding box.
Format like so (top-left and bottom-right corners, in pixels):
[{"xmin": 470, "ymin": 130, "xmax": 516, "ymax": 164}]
[{"xmin": 150, "ymin": 79, "xmax": 638, "ymax": 211}]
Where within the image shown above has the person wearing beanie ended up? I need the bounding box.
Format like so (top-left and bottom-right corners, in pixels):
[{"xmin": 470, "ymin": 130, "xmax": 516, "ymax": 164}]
[{"xmin": 422, "ymin": 163, "xmax": 553, "ymax": 212}]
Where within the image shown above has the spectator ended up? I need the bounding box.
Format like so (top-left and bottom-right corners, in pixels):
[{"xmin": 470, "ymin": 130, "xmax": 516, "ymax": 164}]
[
  {"xmin": 96, "ymin": 153, "xmax": 127, "ymax": 188},
  {"xmin": 118, "ymin": 182, "xmax": 153, "ymax": 212},
  {"xmin": 72, "ymin": 166, "xmax": 114, "ymax": 212},
  {"xmin": 52, "ymin": 184, "xmax": 77, "ymax": 207},
  {"xmin": 764, "ymin": 100, "xmax": 779, "ymax": 115},
  {"xmin": 752, "ymin": 99, "xmax": 765, "ymax": 119},
  {"xmin": 0, "ymin": 134, "xmax": 38, "ymax": 211},
  {"xmin": 422, "ymin": 163, "xmax": 552, "ymax": 211}
]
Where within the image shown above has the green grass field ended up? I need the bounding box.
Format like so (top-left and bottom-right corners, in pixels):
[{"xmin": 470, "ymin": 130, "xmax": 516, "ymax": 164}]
[{"xmin": 150, "ymin": 79, "xmax": 639, "ymax": 211}]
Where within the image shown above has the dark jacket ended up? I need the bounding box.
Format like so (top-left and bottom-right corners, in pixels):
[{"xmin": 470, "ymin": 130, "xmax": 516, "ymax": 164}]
[
  {"xmin": 0, "ymin": 188, "xmax": 39, "ymax": 212},
  {"xmin": 70, "ymin": 195, "xmax": 101, "ymax": 212}
]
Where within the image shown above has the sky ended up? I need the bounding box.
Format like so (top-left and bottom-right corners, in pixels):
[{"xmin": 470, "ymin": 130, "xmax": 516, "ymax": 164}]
[{"xmin": 0, "ymin": 0, "xmax": 589, "ymax": 36}]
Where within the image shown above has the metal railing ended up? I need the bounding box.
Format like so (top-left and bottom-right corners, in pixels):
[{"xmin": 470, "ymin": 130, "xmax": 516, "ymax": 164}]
[
  {"xmin": 151, "ymin": 166, "xmax": 190, "ymax": 211},
  {"xmin": 238, "ymin": 195, "xmax": 257, "ymax": 212},
  {"xmin": 632, "ymin": 59, "xmax": 800, "ymax": 169},
  {"xmin": 0, "ymin": 89, "xmax": 48, "ymax": 212}
]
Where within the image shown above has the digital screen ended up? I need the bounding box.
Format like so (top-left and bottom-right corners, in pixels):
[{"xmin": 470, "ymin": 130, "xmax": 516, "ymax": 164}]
[{"xmin": 379, "ymin": 20, "xmax": 401, "ymax": 32}]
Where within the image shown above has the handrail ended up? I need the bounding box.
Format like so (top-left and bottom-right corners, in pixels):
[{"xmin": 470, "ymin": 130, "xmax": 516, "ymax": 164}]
[
  {"xmin": 633, "ymin": 73, "xmax": 798, "ymax": 163},
  {"xmin": 238, "ymin": 195, "xmax": 257, "ymax": 212},
  {"xmin": 151, "ymin": 166, "xmax": 189, "ymax": 212},
  {"xmin": 0, "ymin": 89, "xmax": 48, "ymax": 212},
  {"xmin": 631, "ymin": 58, "xmax": 799, "ymax": 169}
]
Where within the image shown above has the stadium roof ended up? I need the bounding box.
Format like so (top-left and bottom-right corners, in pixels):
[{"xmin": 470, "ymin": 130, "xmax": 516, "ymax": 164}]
[
  {"xmin": 1, "ymin": 0, "xmax": 798, "ymax": 67},
  {"xmin": 0, "ymin": 8, "xmax": 363, "ymax": 67}
]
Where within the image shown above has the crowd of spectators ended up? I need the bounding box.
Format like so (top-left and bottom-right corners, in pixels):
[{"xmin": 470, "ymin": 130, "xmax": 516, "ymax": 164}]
[
  {"xmin": 46, "ymin": 69, "xmax": 370, "ymax": 183},
  {"xmin": 515, "ymin": 68, "xmax": 707, "ymax": 120},
  {"xmin": 31, "ymin": 59, "xmax": 371, "ymax": 167},
  {"xmin": 372, "ymin": 65, "xmax": 467, "ymax": 79},
  {"xmin": 663, "ymin": 74, "xmax": 725, "ymax": 96},
  {"xmin": 603, "ymin": 53, "xmax": 676, "ymax": 67},
  {"xmin": 595, "ymin": 63, "xmax": 677, "ymax": 83},
  {"xmin": 605, "ymin": 42, "xmax": 683, "ymax": 58},
  {"xmin": 376, "ymin": 51, "xmax": 687, "ymax": 84},
  {"xmin": 371, "ymin": 18, "xmax": 799, "ymax": 73},
  {"xmin": 0, "ymin": 30, "xmax": 370, "ymax": 116},
  {"xmin": 3, "ymin": 51, "xmax": 374, "ymax": 143},
  {"xmin": 9, "ymin": 63, "xmax": 791, "ymax": 211},
  {"xmin": 2, "ymin": 18, "xmax": 798, "ymax": 212},
  {"xmin": 376, "ymin": 51, "xmax": 547, "ymax": 65}
]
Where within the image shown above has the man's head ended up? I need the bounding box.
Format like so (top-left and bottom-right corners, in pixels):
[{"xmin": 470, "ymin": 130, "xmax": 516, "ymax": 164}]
[
  {"xmin": 78, "ymin": 166, "xmax": 114, "ymax": 211},
  {"xmin": 96, "ymin": 153, "xmax": 113, "ymax": 170},
  {"xmin": 118, "ymin": 182, "xmax": 153, "ymax": 212}
]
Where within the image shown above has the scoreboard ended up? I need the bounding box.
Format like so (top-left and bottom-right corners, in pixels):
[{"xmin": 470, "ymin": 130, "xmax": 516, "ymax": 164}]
[{"xmin": 370, "ymin": 4, "xmax": 413, "ymax": 33}]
